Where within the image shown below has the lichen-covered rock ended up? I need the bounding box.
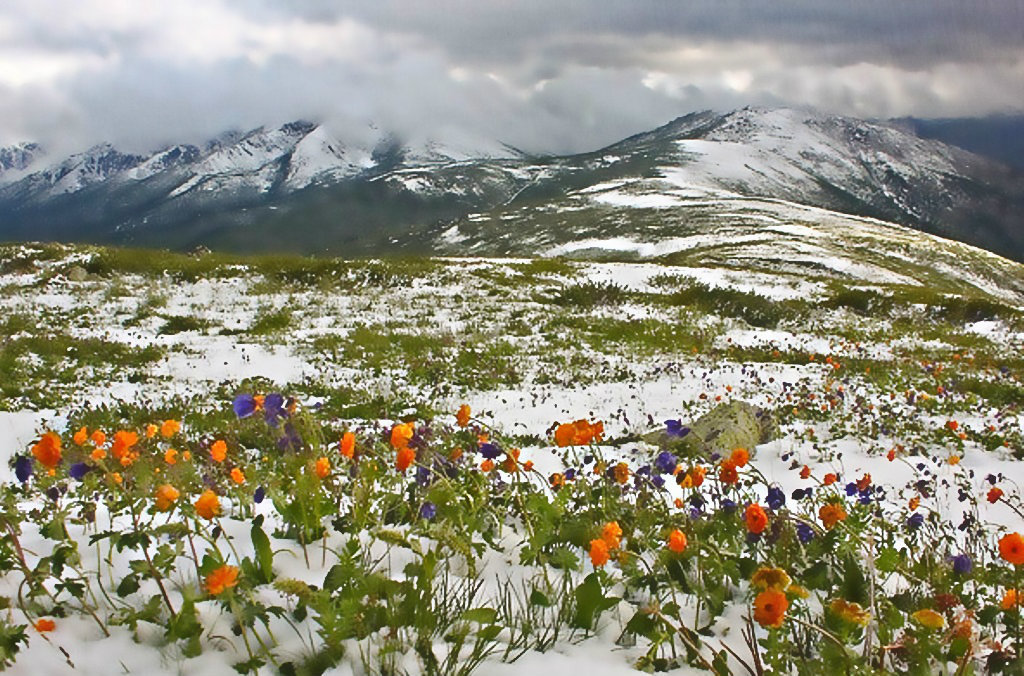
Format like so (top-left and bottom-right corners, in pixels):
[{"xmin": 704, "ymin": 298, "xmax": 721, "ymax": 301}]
[{"xmin": 644, "ymin": 400, "xmax": 777, "ymax": 460}]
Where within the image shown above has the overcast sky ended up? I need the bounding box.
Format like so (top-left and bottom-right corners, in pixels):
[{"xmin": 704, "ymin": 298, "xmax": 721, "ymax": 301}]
[{"xmin": 2, "ymin": 0, "xmax": 1022, "ymax": 155}]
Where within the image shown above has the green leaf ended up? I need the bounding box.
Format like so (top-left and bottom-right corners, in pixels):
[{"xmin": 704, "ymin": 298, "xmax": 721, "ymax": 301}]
[
  {"xmin": 251, "ymin": 524, "xmax": 273, "ymax": 584},
  {"xmin": 573, "ymin": 573, "xmax": 605, "ymax": 631},
  {"xmin": 624, "ymin": 610, "xmax": 658, "ymax": 640},
  {"xmin": 840, "ymin": 553, "xmax": 869, "ymax": 605},
  {"xmin": 116, "ymin": 574, "xmax": 140, "ymax": 597},
  {"xmin": 461, "ymin": 607, "xmax": 497, "ymax": 625},
  {"xmin": 529, "ymin": 589, "xmax": 551, "ymax": 607}
]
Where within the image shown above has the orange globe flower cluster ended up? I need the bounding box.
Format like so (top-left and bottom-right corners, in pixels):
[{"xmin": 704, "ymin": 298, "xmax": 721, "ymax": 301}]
[
  {"xmin": 590, "ymin": 521, "xmax": 623, "ymax": 567},
  {"xmin": 553, "ymin": 419, "xmax": 604, "ymax": 447}
]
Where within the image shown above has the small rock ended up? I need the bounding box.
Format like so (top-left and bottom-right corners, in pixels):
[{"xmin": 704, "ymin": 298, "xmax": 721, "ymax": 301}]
[{"xmin": 65, "ymin": 265, "xmax": 88, "ymax": 281}]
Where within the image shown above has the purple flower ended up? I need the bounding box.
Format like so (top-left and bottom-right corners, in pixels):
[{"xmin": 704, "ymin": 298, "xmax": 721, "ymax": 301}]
[
  {"xmin": 233, "ymin": 394, "xmax": 257, "ymax": 419},
  {"xmin": 796, "ymin": 522, "xmax": 814, "ymax": 544},
  {"xmin": 415, "ymin": 465, "xmax": 432, "ymax": 486},
  {"xmin": 845, "ymin": 482, "xmax": 858, "ymax": 496},
  {"xmin": 665, "ymin": 420, "xmax": 690, "ymax": 438},
  {"xmin": 652, "ymin": 476, "xmax": 665, "ymax": 488},
  {"xmin": 69, "ymin": 462, "xmax": 89, "ymax": 480},
  {"xmin": 655, "ymin": 451, "xmax": 677, "ymax": 475},
  {"xmin": 277, "ymin": 422, "xmax": 302, "ymax": 451},
  {"xmin": 254, "ymin": 486, "xmax": 265, "ymax": 504},
  {"xmin": 479, "ymin": 443, "xmax": 501, "ymax": 460},
  {"xmin": 264, "ymin": 393, "xmax": 286, "ymax": 427},
  {"xmin": 950, "ymin": 554, "xmax": 972, "ymax": 575},
  {"xmin": 46, "ymin": 486, "xmax": 60, "ymax": 502},
  {"xmin": 419, "ymin": 502, "xmax": 437, "ymax": 520},
  {"xmin": 907, "ymin": 513, "xmax": 925, "ymax": 530},
  {"xmin": 721, "ymin": 499, "xmax": 737, "ymax": 513},
  {"xmin": 564, "ymin": 468, "xmax": 576, "ymax": 481},
  {"xmin": 766, "ymin": 486, "xmax": 785, "ymax": 511},
  {"xmin": 14, "ymin": 456, "xmax": 32, "ymax": 483}
]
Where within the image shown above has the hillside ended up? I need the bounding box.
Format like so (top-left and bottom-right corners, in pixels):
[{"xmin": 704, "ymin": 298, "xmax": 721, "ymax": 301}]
[{"xmin": 0, "ymin": 107, "xmax": 1021, "ymax": 261}]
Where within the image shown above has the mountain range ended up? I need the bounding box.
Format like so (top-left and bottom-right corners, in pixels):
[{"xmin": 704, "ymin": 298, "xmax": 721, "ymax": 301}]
[{"xmin": 0, "ymin": 107, "xmax": 1021, "ymax": 263}]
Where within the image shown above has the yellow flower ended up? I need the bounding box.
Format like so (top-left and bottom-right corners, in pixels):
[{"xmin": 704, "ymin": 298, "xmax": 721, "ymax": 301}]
[
  {"xmin": 912, "ymin": 609, "xmax": 946, "ymax": 630},
  {"xmin": 830, "ymin": 598, "xmax": 870, "ymax": 626},
  {"xmin": 751, "ymin": 567, "xmax": 792, "ymax": 591}
]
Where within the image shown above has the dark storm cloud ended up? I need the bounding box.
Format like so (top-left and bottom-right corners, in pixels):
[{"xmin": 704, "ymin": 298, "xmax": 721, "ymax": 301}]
[{"xmin": 0, "ymin": 0, "xmax": 1021, "ymax": 155}]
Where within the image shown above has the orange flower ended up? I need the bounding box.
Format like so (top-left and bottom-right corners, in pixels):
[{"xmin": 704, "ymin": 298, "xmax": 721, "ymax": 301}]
[
  {"xmin": 456, "ymin": 404, "xmax": 471, "ymax": 427},
  {"xmin": 160, "ymin": 419, "xmax": 180, "ymax": 438},
  {"xmin": 589, "ymin": 538, "xmax": 610, "ymax": 567},
  {"xmin": 823, "ymin": 473, "xmax": 838, "ymax": 486},
  {"xmin": 948, "ymin": 455, "xmax": 961, "ymax": 465},
  {"xmin": 946, "ymin": 420, "xmax": 959, "ymax": 432},
  {"xmin": 753, "ymin": 588, "xmax": 788, "ymax": 628},
  {"xmin": 145, "ymin": 424, "xmax": 158, "ymax": 439},
  {"xmin": 550, "ymin": 472, "xmax": 565, "ymax": 490},
  {"xmin": 210, "ymin": 439, "xmax": 227, "ymax": 463},
  {"xmin": 154, "ymin": 484, "xmax": 180, "ymax": 511},
  {"xmin": 908, "ymin": 496, "xmax": 920, "ymax": 511},
  {"xmin": 90, "ymin": 429, "xmax": 106, "ymax": 446},
  {"xmin": 205, "ymin": 565, "xmax": 239, "ymax": 596},
  {"xmin": 31, "ymin": 432, "xmax": 62, "ymax": 468},
  {"xmin": 340, "ymin": 431, "xmax": 355, "ymax": 458},
  {"xmin": 553, "ymin": 419, "xmax": 603, "ymax": 447},
  {"xmin": 390, "ymin": 422, "xmax": 415, "ymax": 450},
  {"xmin": 314, "ymin": 457, "xmax": 330, "ymax": 478},
  {"xmin": 745, "ymin": 504, "xmax": 768, "ymax": 534},
  {"xmin": 999, "ymin": 533, "xmax": 1024, "ymax": 566},
  {"xmin": 230, "ymin": 467, "xmax": 245, "ymax": 484},
  {"xmin": 602, "ymin": 521, "xmax": 623, "ymax": 550},
  {"xmin": 1001, "ymin": 589, "xmax": 1019, "ymax": 611},
  {"xmin": 886, "ymin": 448, "xmax": 896, "ymax": 462},
  {"xmin": 90, "ymin": 447, "xmax": 106, "ymax": 461},
  {"xmin": 800, "ymin": 465, "xmax": 811, "ymax": 479},
  {"xmin": 34, "ymin": 618, "xmax": 56, "ymax": 633},
  {"xmin": 729, "ymin": 448, "xmax": 749, "ymax": 467},
  {"xmin": 111, "ymin": 430, "xmax": 137, "ymax": 461},
  {"xmin": 819, "ymin": 502, "xmax": 847, "ymax": 530},
  {"xmin": 73, "ymin": 426, "xmax": 88, "ymax": 445},
  {"xmin": 988, "ymin": 487, "xmax": 1004, "ymax": 504},
  {"xmin": 553, "ymin": 423, "xmax": 576, "ymax": 447},
  {"xmin": 396, "ymin": 446, "xmax": 415, "ymax": 473},
  {"xmin": 856, "ymin": 473, "xmax": 872, "ymax": 492},
  {"xmin": 194, "ymin": 489, "xmax": 220, "ymax": 520},
  {"xmin": 667, "ymin": 529, "xmax": 687, "ymax": 554},
  {"xmin": 523, "ymin": 460, "xmax": 534, "ymax": 471},
  {"xmin": 480, "ymin": 459, "xmax": 495, "ymax": 472},
  {"xmin": 719, "ymin": 461, "xmax": 739, "ymax": 485},
  {"xmin": 613, "ymin": 462, "xmax": 630, "ymax": 484},
  {"xmin": 109, "ymin": 472, "xmax": 122, "ymax": 485},
  {"xmin": 164, "ymin": 448, "xmax": 178, "ymax": 465},
  {"xmin": 182, "ymin": 450, "xmax": 191, "ymax": 462}
]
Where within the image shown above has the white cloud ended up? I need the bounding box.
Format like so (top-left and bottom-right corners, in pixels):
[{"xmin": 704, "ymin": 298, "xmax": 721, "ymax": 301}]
[{"xmin": 0, "ymin": 1, "xmax": 1020, "ymax": 152}]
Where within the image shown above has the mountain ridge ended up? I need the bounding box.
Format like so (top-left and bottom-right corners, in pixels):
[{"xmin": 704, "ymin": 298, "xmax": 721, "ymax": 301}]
[{"xmin": 0, "ymin": 107, "xmax": 1020, "ymax": 262}]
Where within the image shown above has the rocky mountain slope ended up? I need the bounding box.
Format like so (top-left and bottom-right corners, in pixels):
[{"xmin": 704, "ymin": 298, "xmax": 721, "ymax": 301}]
[{"xmin": 0, "ymin": 107, "xmax": 1020, "ymax": 260}]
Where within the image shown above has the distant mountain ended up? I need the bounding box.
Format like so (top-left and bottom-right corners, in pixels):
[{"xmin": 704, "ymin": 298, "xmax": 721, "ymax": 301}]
[
  {"xmin": 0, "ymin": 107, "xmax": 1021, "ymax": 261},
  {"xmin": 893, "ymin": 114, "xmax": 1024, "ymax": 171}
]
